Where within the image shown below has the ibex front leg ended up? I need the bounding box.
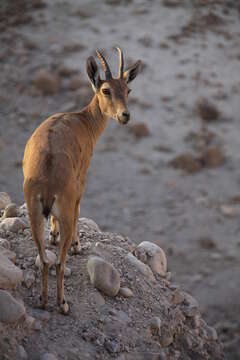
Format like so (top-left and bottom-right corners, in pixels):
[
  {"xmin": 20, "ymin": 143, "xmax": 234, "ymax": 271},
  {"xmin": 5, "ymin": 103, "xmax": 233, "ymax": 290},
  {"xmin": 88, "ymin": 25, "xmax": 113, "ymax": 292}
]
[{"xmin": 71, "ymin": 200, "xmax": 81, "ymax": 255}]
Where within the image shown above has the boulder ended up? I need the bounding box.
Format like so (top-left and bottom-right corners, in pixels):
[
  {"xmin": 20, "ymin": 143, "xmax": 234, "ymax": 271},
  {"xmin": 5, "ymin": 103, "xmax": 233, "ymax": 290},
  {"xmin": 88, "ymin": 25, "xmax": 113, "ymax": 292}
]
[
  {"xmin": 0, "ymin": 192, "xmax": 11, "ymax": 210},
  {"xmin": 0, "ymin": 217, "xmax": 28, "ymax": 233},
  {"xmin": 0, "ymin": 290, "xmax": 25, "ymax": 323},
  {"xmin": 134, "ymin": 241, "xmax": 167, "ymax": 276},
  {"xmin": 87, "ymin": 256, "xmax": 120, "ymax": 296},
  {"xmin": 0, "ymin": 253, "xmax": 23, "ymax": 289}
]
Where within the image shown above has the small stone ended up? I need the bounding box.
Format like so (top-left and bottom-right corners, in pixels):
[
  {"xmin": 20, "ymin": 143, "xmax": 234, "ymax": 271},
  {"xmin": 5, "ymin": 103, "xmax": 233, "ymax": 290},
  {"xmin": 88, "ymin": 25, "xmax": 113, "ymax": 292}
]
[
  {"xmin": 149, "ymin": 316, "xmax": 162, "ymax": 335},
  {"xmin": 0, "ymin": 246, "xmax": 16, "ymax": 263},
  {"xmin": 17, "ymin": 345, "xmax": 28, "ymax": 360},
  {"xmin": 192, "ymin": 314, "xmax": 201, "ymax": 328},
  {"xmin": 0, "ymin": 217, "xmax": 28, "ymax": 233},
  {"xmin": 183, "ymin": 304, "xmax": 199, "ymax": 318},
  {"xmin": 0, "ymin": 238, "xmax": 10, "ymax": 249},
  {"xmin": 0, "ymin": 192, "xmax": 11, "ymax": 210},
  {"xmin": 64, "ymin": 267, "xmax": 72, "ymax": 277},
  {"xmin": 0, "ymin": 253, "xmax": 23, "ymax": 289},
  {"xmin": 104, "ymin": 338, "xmax": 121, "ymax": 354},
  {"xmin": 201, "ymin": 146, "xmax": 225, "ymax": 168},
  {"xmin": 0, "ymin": 290, "xmax": 25, "ymax": 323},
  {"xmin": 1, "ymin": 203, "xmax": 18, "ymax": 219},
  {"xmin": 170, "ymin": 289, "xmax": 185, "ymax": 305},
  {"xmin": 203, "ymin": 324, "xmax": 218, "ymax": 341},
  {"xmin": 87, "ymin": 256, "xmax": 120, "ymax": 297},
  {"xmin": 134, "ymin": 241, "xmax": 167, "ymax": 277},
  {"xmin": 199, "ymin": 237, "xmax": 216, "ymax": 249},
  {"xmin": 79, "ymin": 218, "xmax": 101, "ymax": 232},
  {"xmin": 25, "ymin": 315, "xmax": 36, "ymax": 329},
  {"xmin": 23, "ymin": 269, "xmax": 36, "ymax": 288},
  {"xmin": 33, "ymin": 69, "xmax": 61, "ymax": 95},
  {"xmin": 210, "ymin": 252, "xmax": 222, "ymax": 260},
  {"xmin": 40, "ymin": 353, "xmax": 58, "ymax": 360},
  {"xmin": 126, "ymin": 253, "xmax": 155, "ymax": 282},
  {"xmin": 119, "ymin": 287, "xmax": 133, "ymax": 298},
  {"xmin": 31, "ymin": 308, "xmax": 51, "ymax": 322},
  {"xmin": 160, "ymin": 329, "xmax": 173, "ymax": 347},
  {"xmin": 35, "ymin": 250, "xmax": 56, "ymax": 268},
  {"xmin": 90, "ymin": 291, "xmax": 105, "ymax": 307}
]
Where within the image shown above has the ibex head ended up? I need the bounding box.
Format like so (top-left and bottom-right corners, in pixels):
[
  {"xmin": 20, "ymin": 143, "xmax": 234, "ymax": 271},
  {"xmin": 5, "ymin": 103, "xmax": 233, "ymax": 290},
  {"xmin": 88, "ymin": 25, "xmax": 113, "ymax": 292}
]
[{"xmin": 86, "ymin": 47, "xmax": 141, "ymax": 125}]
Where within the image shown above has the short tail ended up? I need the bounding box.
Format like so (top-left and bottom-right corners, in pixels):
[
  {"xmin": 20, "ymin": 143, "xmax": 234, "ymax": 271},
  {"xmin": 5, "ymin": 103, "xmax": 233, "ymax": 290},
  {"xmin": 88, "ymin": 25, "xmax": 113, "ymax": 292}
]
[{"xmin": 40, "ymin": 193, "xmax": 56, "ymax": 219}]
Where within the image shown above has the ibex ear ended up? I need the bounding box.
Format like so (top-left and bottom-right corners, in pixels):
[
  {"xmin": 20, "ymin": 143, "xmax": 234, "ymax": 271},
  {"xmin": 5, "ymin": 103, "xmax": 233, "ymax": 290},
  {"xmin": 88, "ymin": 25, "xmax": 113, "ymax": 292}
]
[
  {"xmin": 86, "ymin": 56, "xmax": 101, "ymax": 92},
  {"xmin": 123, "ymin": 60, "xmax": 141, "ymax": 84}
]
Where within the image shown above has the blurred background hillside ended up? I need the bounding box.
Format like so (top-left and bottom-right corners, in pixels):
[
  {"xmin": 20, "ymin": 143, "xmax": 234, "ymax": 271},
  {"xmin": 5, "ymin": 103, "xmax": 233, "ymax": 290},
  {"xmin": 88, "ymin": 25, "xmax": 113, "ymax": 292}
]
[{"xmin": 0, "ymin": 0, "xmax": 240, "ymax": 358}]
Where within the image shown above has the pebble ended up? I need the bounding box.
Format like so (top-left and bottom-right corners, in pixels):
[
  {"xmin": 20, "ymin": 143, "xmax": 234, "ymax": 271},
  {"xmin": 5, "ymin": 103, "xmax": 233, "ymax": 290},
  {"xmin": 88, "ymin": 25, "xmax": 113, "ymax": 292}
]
[
  {"xmin": 182, "ymin": 304, "xmax": 199, "ymax": 318},
  {"xmin": 149, "ymin": 316, "xmax": 162, "ymax": 336},
  {"xmin": 203, "ymin": 324, "xmax": 218, "ymax": 341},
  {"xmin": 23, "ymin": 269, "xmax": 36, "ymax": 288},
  {"xmin": 0, "ymin": 253, "xmax": 23, "ymax": 289},
  {"xmin": 31, "ymin": 308, "xmax": 51, "ymax": 322},
  {"xmin": 1, "ymin": 203, "xmax": 18, "ymax": 219},
  {"xmin": 0, "ymin": 192, "xmax": 11, "ymax": 210},
  {"xmin": 0, "ymin": 238, "xmax": 10, "ymax": 249},
  {"xmin": 17, "ymin": 345, "xmax": 28, "ymax": 360},
  {"xmin": 50, "ymin": 266, "xmax": 71, "ymax": 277},
  {"xmin": 134, "ymin": 241, "xmax": 167, "ymax": 276},
  {"xmin": 119, "ymin": 287, "xmax": 133, "ymax": 298},
  {"xmin": 0, "ymin": 217, "xmax": 28, "ymax": 233},
  {"xmin": 170, "ymin": 289, "xmax": 185, "ymax": 305},
  {"xmin": 35, "ymin": 250, "xmax": 56, "ymax": 268},
  {"xmin": 0, "ymin": 290, "xmax": 26, "ymax": 323},
  {"xmin": 220, "ymin": 205, "xmax": 239, "ymax": 217},
  {"xmin": 87, "ymin": 256, "xmax": 120, "ymax": 297}
]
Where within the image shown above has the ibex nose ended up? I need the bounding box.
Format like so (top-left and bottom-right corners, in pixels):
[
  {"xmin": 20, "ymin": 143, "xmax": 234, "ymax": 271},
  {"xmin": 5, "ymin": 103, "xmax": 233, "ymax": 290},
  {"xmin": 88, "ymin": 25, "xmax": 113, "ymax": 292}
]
[{"xmin": 119, "ymin": 110, "xmax": 130, "ymax": 124}]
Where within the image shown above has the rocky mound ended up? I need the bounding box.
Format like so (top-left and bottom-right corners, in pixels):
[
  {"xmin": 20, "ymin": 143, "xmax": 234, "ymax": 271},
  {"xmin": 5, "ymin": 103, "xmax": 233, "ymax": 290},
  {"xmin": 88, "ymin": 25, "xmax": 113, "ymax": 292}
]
[{"xmin": 0, "ymin": 192, "xmax": 224, "ymax": 360}]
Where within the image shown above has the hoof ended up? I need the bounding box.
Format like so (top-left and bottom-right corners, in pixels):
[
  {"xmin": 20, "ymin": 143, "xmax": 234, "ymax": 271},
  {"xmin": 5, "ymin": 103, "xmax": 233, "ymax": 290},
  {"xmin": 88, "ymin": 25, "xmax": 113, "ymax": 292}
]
[
  {"xmin": 58, "ymin": 301, "xmax": 69, "ymax": 315},
  {"xmin": 70, "ymin": 244, "xmax": 81, "ymax": 255},
  {"xmin": 39, "ymin": 296, "xmax": 48, "ymax": 310}
]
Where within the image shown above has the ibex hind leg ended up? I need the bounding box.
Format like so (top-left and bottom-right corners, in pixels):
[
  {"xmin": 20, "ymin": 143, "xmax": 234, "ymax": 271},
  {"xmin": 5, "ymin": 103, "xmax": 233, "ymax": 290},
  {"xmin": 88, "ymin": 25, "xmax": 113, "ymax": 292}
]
[
  {"xmin": 27, "ymin": 198, "xmax": 49, "ymax": 309},
  {"xmin": 56, "ymin": 202, "xmax": 74, "ymax": 315}
]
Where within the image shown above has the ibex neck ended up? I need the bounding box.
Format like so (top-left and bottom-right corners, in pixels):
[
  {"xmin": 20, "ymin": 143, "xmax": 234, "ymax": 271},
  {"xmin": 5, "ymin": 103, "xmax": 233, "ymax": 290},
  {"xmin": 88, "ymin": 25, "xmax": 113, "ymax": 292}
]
[{"xmin": 85, "ymin": 95, "xmax": 109, "ymax": 146}]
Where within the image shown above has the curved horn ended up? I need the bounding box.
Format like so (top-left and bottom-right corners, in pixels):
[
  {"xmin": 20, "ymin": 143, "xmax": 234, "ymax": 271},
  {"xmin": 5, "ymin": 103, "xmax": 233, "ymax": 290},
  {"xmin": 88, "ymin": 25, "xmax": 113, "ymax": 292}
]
[
  {"xmin": 116, "ymin": 47, "xmax": 124, "ymax": 78},
  {"xmin": 96, "ymin": 49, "xmax": 112, "ymax": 80}
]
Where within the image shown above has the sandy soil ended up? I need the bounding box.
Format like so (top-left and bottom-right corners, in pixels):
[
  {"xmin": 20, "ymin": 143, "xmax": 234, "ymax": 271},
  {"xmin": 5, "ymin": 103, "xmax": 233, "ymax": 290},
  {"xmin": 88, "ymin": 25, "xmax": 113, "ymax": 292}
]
[{"xmin": 0, "ymin": 0, "xmax": 240, "ymax": 358}]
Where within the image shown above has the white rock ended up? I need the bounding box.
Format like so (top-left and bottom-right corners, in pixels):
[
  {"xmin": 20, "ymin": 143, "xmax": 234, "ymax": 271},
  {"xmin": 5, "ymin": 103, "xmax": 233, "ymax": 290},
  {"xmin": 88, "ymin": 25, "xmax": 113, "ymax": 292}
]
[
  {"xmin": 87, "ymin": 256, "xmax": 120, "ymax": 297},
  {"xmin": 79, "ymin": 218, "xmax": 101, "ymax": 232},
  {"xmin": 0, "ymin": 290, "xmax": 25, "ymax": 323},
  {"xmin": 0, "ymin": 217, "xmax": 28, "ymax": 233},
  {"xmin": 0, "ymin": 192, "xmax": 11, "ymax": 210},
  {"xmin": 125, "ymin": 253, "xmax": 155, "ymax": 282},
  {"xmin": 0, "ymin": 253, "xmax": 23, "ymax": 289},
  {"xmin": 134, "ymin": 241, "xmax": 167, "ymax": 276},
  {"xmin": 35, "ymin": 250, "xmax": 57, "ymax": 268}
]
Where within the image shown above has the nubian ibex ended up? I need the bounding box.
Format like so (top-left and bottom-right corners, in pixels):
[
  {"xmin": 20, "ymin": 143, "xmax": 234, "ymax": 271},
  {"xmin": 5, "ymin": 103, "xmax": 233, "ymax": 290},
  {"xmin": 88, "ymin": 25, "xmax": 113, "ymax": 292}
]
[{"xmin": 23, "ymin": 48, "xmax": 141, "ymax": 314}]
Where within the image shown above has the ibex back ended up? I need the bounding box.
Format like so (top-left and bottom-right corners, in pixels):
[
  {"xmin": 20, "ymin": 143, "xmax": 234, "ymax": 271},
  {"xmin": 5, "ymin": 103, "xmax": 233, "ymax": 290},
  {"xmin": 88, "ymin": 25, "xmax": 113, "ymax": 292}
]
[{"xmin": 22, "ymin": 48, "xmax": 141, "ymax": 314}]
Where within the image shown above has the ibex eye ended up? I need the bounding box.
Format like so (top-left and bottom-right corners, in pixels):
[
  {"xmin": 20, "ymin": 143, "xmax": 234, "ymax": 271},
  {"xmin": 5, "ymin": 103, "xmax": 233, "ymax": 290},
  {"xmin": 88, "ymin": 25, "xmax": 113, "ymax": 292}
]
[
  {"xmin": 128, "ymin": 89, "xmax": 132, "ymax": 94},
  {"xmin": 102, "ymin": 88, "xmax": 111, "ymax": 95}
]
